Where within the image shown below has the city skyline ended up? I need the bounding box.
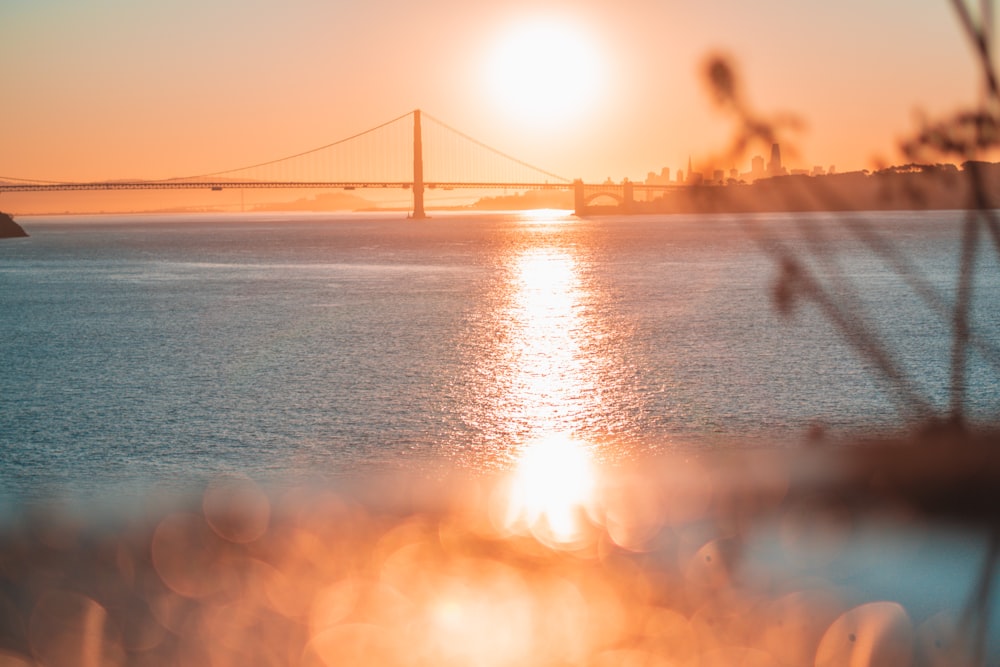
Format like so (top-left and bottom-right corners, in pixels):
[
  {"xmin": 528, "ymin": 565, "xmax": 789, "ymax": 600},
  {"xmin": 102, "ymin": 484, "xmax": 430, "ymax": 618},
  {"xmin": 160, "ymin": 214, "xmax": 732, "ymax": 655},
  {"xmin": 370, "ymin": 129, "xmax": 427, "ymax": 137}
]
[
  {"xmin": 0, "ymin": 1, "xmax": 990, "ymax": 185},
  {"xmin": 644, "ymin": 142, "xmax": 836, "ymax": 187}
]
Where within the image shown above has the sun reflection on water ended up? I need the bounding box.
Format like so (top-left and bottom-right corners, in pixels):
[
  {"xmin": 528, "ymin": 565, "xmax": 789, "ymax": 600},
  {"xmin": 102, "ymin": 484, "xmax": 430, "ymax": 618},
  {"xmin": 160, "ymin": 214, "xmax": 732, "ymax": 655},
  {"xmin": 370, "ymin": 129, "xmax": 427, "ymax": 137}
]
[
  {"xmin": 451, "ymin": 215, "xmax": 650, "ymax": 473},
  {"xmin": 515, "ymin": 209, "xmax": 576, "ymax": 223},
  {"xmin": 488, "ymin": 243, "xmax": 608, "ymax": 544},
  {"xmin": 1, "ymin": 217, "xmax": 991, "ymax": 667},
  {"xmin": 505, "ymin": 432, "xmax": 596, "ymax": 545},
  {"xmin": 508, "ymin": 247, "xmax": 594, "ymax": 427}
]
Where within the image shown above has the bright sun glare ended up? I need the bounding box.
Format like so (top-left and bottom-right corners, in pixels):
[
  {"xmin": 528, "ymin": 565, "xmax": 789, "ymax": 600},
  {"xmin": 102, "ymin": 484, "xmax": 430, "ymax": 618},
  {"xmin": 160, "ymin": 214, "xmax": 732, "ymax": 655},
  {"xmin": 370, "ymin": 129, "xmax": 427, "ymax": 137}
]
[
  {"xmin": 486, "ymin": 17, "xmax": 604, "ymax": 127},
  {"xmin": 506, "ymin": 433, "xmax": 596, "ymax": 544}
]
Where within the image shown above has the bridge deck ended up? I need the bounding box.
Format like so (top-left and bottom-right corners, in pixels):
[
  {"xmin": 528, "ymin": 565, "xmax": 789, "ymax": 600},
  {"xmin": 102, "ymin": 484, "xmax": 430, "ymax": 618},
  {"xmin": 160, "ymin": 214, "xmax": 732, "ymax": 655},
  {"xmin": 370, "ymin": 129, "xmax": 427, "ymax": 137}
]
[{"xmin": 0, "ymin": 181, "xmax": 683, "ymax": 193}]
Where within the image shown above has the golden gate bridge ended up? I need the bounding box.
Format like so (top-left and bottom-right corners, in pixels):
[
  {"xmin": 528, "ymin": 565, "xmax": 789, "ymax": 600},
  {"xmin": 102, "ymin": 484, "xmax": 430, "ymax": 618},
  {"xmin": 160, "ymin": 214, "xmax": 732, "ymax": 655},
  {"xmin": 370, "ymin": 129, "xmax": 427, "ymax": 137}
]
[{"xmin": 0, "ymin": 110, "xmax": 680, "ymax": 216}]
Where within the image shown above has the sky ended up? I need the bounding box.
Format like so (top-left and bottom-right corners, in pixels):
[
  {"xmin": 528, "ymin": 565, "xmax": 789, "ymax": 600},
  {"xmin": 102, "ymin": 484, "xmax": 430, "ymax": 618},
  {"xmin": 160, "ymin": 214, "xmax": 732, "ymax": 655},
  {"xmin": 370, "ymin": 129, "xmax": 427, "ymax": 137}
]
[{"xmin": 0, "ymin": 0, "xmax": 990, "ymax": 185}]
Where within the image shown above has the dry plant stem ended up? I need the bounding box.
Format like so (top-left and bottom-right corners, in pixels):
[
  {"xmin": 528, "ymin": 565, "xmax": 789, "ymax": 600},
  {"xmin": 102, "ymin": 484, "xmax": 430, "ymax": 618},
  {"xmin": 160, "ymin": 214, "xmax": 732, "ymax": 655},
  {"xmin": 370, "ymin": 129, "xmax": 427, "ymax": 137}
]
[
  {"xmin": 950, "ymin": 0, "xmax": 1000, "ymax": 101},
  {"xmin": 703, "ymin": 55, "xmax": 945, "ymax": 421},
  {"xmin": 744, "ymin": 224, "xmax": 934, "ymax": 419},
  {"xmin": 839, "ymin": 215, "xmax": 998, "ymax": 364},
  {"xmin": 787, "ymin": 259, "xmax": 932, "ymax": 418},
  {"xmin": 760, "ymin": 178, "xmax": 1000, "ymax": 376},
  {"xmin": 712, "ymin": 0, "xmax": 1000, "ymax": 427},
  {"xmin": 710, "ymin": 3, "xmax": 1000, "ymax": 659},
  {"xmin": 963, "ymin": 527, "xmax": 1000, "ymax": 666},
  {"xmin": 950, "ymin": 215, "xmax": 978, "ymax": 423}
]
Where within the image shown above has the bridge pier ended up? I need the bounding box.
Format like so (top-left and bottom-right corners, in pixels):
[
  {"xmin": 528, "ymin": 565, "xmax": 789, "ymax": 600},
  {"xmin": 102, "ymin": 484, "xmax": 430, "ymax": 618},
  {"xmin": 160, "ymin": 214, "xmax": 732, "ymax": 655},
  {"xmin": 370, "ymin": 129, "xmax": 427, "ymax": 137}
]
[
  {"xmin": 411, "ymin": 109, "xmax": 427, "ymax": 219},
  {"xmin": 574, "ymin": 179, "xmax": 586, "ymax": 216}
]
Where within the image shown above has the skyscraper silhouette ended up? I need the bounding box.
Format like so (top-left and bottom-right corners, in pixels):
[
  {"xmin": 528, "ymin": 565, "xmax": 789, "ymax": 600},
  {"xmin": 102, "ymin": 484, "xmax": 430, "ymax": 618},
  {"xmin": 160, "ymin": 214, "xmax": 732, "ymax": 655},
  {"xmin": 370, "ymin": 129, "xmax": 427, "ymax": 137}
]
[{"xmin": 767, "ymin": 143, "xmax": 783, "ymax": 176}]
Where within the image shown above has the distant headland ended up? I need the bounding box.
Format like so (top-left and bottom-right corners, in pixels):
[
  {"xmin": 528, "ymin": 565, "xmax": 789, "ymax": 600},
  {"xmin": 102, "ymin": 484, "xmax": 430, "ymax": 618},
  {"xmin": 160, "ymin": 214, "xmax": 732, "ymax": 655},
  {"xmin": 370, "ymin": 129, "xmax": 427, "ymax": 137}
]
[
  {"xmin": 5, "ymin": 160, "xmax": 1000, "ymax": 217},
  {"xmin": 575, "ymin": 160, "xmax": 1000, "ymax": 216},
  {"xmin": 462, "ymin": 158, "xmax": 1000, "ymax": 215},
  {"xmin": 0, "ymin": 212, "xmax": 28, "ymax": 238}
]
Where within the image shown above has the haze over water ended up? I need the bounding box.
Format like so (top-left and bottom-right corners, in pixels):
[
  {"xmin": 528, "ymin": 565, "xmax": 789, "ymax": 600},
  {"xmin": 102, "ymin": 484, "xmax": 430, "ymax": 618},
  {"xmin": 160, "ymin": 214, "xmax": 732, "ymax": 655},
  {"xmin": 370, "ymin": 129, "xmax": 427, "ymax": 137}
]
[{"xmin": 2, "ymin": 210, "xmax": 998, "ymax": 509}]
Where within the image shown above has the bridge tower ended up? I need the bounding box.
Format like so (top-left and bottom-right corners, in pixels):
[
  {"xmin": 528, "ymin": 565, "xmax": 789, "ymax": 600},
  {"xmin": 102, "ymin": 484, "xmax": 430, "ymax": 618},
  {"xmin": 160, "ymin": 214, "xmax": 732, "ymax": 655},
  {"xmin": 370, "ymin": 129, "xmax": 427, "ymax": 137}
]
[{"xmin": 411, "ymin": 109, "xmax": 427, "ymax": 219}]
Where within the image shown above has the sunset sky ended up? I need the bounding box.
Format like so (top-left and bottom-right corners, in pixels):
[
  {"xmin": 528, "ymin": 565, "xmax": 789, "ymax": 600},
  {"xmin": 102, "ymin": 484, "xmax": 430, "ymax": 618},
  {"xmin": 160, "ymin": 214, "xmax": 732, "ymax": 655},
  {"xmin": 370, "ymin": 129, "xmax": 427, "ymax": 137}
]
[{"xmin": 0, "ymin": 0, "xmax": 989, "ymax": 185}]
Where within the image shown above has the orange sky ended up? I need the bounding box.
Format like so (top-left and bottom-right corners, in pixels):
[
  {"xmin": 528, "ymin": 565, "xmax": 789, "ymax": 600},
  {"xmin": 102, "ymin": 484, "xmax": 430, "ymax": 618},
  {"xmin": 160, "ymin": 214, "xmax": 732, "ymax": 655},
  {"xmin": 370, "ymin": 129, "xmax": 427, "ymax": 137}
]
[{"xmin": 0, "ymin": 0, "xmax": 989, "ymax": 185}]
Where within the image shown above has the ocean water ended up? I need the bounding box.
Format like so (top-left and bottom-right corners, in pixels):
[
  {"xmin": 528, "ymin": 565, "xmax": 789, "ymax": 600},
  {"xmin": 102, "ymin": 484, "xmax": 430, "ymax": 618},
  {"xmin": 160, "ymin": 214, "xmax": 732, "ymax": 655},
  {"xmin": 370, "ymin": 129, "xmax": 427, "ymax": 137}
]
[{"xmin": 1, "ymin": 209, "xmax": 999, "ymax": 506}]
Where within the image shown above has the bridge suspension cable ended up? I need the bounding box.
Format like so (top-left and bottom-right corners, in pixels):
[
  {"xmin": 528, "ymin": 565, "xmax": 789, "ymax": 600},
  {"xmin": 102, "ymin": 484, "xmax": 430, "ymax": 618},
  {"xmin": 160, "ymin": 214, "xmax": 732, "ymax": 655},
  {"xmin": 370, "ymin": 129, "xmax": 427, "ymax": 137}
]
[
  {"xmin": 180, "ymin": 110, "xmax": 414, "ymax": 183},
  {"xmin": 0, "ymin": 109, "xmax": 573, "ymax": 196},
  {"xmin": 162, "ymin": 109, "xmax": 571, "ymax": 187},
  {"xmin": 421, "ymin": 111, "xmax": 570, "ymax": 184},
  {"xmin": 0, "ymin": 175, "xmax": 79, "ymax": 186},
  {"xmin": 118, "ymin": 111, "xmax": 417, "ymax": 186}
]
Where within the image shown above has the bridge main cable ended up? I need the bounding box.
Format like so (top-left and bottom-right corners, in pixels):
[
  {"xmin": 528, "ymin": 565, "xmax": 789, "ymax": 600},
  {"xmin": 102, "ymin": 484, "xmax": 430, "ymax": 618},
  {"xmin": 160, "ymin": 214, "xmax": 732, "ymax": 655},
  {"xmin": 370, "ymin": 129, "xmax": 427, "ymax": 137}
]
[
  {"xmin": 163, "ymin": 111, "xmax": 413, "ymax": 181},
  {"xmin": 420, "ymin": 111, "xmax": 571, "ymax": 184},
  {"xmin": 174, "ymin": 110, "xmax": 415, "ymax": 181},
  {"xmin": 1, "ymin": 109, "xmax": 578, "ymax": 209}
]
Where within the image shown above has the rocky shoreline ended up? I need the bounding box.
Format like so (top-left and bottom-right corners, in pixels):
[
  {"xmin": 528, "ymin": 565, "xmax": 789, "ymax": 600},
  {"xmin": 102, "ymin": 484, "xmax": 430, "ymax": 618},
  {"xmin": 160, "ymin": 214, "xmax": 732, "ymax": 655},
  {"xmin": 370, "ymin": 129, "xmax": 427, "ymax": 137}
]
[{"xmin": 0, "ymin": 212, "xmax": 28, "ymax": 238}]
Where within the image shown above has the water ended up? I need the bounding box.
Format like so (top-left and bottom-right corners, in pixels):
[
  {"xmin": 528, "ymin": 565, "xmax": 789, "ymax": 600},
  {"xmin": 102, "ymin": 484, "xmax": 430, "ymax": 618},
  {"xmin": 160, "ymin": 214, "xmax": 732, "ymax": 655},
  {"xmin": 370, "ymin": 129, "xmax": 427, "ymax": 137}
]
[{"xmin": 1, "ymin": 209, "xmax": 999, "ymax": 506}]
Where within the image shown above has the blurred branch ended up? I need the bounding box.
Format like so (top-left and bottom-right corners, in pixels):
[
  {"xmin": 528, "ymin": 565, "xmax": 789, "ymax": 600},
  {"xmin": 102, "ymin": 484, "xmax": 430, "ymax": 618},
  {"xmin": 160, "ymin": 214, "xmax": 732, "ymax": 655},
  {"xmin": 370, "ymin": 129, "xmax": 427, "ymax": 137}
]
[
  {"xmin": 703, "ymin": 1, "xmax": 1000, "ymax": 429},
  {"xmin": 963, "ymin": 528, "xmax": 999, "ymax": 666},
  {"xmin": 951, "ymin": 0, "xmax": 1000, "ymax": 103},
  {"xmin": 702, "ymin": 3, "xmax": 1000, "ymax": 661},
  {"xmin": 701, "ymin": 55, "xmax": 803, "ymax": 169}
]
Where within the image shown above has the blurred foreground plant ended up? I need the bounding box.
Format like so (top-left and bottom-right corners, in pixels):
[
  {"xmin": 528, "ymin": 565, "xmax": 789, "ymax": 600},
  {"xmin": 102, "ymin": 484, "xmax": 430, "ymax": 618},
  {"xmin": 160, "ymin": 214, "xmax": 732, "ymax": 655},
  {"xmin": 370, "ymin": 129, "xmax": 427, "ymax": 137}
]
[
  {"xmin": 705, "ymin": 1, "xmax": 1000, "ymax": 428},
  {"xmin": 702, "ymin": 1, "xmax": 1000, "ymax": 663},
  {"xmin": 0, "ymin": 458, "xmax": 986, "ymax": 667}
]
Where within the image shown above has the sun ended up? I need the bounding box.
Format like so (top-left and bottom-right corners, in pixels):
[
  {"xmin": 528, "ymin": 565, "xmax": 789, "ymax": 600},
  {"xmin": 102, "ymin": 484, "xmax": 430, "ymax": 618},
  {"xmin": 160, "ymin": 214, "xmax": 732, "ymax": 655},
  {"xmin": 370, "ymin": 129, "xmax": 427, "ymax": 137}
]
[{"xmin": 485, "ymin": 17, "xmax": 605, "ymax": 128}]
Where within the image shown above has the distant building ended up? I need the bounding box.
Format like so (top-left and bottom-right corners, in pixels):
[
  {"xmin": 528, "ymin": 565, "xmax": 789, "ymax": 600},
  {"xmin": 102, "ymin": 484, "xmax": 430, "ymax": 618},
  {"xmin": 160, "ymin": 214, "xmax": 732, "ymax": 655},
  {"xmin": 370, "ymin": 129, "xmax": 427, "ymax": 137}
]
[
  {"xmin": 685, "ymin": 156, "xmax": 703, "ymax": 184},
  {"xmin": 644, "ymin": 167, "xmax": 671, "ymax": 185},
  {"xmin": 642, "ymin": 142, "xmax": 834, "ymax": 190},
  {"xmin": 767, "ymin": 143, "xmax": 787, "ymax": 176},
  {"xmin": 740, "ymin": 155, "xmax": 767, "ymax": 182}
]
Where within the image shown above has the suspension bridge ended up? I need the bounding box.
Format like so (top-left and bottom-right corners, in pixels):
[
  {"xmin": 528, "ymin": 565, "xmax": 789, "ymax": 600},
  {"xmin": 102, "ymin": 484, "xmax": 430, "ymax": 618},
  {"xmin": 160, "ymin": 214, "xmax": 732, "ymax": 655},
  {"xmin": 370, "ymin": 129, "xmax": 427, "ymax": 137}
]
[{"xmin": 0, "ymin": 110, "xmax": 680, "ymax": 216}]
